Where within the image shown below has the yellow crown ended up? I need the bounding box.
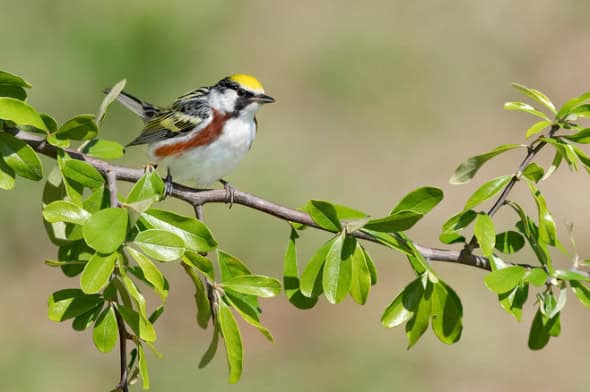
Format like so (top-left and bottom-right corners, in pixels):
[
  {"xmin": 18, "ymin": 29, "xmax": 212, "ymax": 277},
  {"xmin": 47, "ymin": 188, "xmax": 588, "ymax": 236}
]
[{"xmin": 229, "ymin": 74, "xmax": 264, "ymax": 93}]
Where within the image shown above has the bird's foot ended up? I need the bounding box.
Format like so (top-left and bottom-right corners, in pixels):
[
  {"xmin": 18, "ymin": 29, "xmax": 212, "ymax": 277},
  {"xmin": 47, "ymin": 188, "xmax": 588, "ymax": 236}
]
[
  {"xmin": 164, "ymin": 167, "xmax": 174, "ymax": 199},
  {"xmin": 143, "ymin": 162, "xmax": 158, "ymax": 173},
  {"xmin": 219, "ymin": 179, "xmax": 234, "ymax": 208}
]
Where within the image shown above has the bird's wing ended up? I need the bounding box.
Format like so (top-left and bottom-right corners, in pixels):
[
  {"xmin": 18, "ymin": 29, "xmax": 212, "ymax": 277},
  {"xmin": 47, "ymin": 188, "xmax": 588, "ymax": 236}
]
[
  {"xmin": 105, "ymin": 89, "xmax": 162, "ymax": 121},
  {"xmin": 126, "ymin": 91, "xmax": 212, "ymax": 146}
]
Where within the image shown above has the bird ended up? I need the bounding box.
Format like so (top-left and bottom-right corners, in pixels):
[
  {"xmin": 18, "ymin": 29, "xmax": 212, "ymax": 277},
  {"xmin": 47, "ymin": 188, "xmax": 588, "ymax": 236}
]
[{"xmin": 107, "ymin": 74, "xmax": 275, "ymax": 202}]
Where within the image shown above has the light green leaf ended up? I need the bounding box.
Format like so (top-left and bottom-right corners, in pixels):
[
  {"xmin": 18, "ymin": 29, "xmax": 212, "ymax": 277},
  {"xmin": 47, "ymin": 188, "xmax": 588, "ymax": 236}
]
[
  {"xmin": 363, "ymin": 210, "xmax": 424, "ymax": 232},
  {"xmin": 224, "ymin": 291, "xmax": 273, "ymax": 342},
  {"xmin": 43, "ymin": 201, "xmax": 91, "ymax": 225},
  {"xmin": 570, "ymin": 280, "xmax": 590, "ymax": 308},
  {"xmin": 349, "ymin": 243, "xmax": 371, "ymax": 305},
  {"xmin": 474, "ymin": 213, "xmax": 495, "ymax": 257},
  {"xmin": 450, "ymin": 144, "xmax": 524, "ymax": 184},
  {"xmin": 127, "ymin": 170, "xmax": 164, "ymax": 203},
  {"xmin": 511, "ymin": 83, "xmax": 556, "ymax": 114},
  {"xmin": 0, "ymin": 159, "xmax": 15, "ymax": 190},
  {"xmin": 221, "ymin": 275, "xmax": 282, "ymax": 298},
  {"xmin": 526, "ymin": 180, "xmax": 557, "ymax": 246},
  {"xmin": 183, "ymin": 251, "xmax": 214, "ymax": 281},
  {"xmin": 80, "ymin": 252, "xmax": 117, "ymax": 294},
  {"xmin": 523, "ymin": 268, "xmax": 548, "ymax": 287},
  {"xmin": 305, "ymin": 200, "xmax": 341, "ymax": 231},
  {"xmin": 381, "ymin": 278, "xmax": 423, "ymax": 328},
  {"xmin": 0, "ymin": 70, "xmax": 32, "ymax": 88},
  {"xmin": 563, "ymin": 128, "xmax": 590, "ymax": 144},
  {"xmin": 97, "ymin": 79, "xmax": 126, "ymax": 125},
  {"xmin": 0, "ymin": 97, "xmax": 47, "ymax": 130},
  {"xmin": 463, "ymin": 175, "xmax": 511, "ymax": 211},
  {"xmin": 81, "ymin": 139, "xmax": 125, "ymax": 159},
  {"xmin": 494, "ymin": 231, "xmax": 525, "ymax": 254},
  {"xmin": 126, "ymin": 247, "xmax": 168, "ymax": 301},
  {"xmin": 133, "ymin": 229, "xmax": 184, "ymax": 262},
  {"xmin": 299, "ymin": 238, "xmax": 335, "ymax": 298},
  {"xmin": 116, "ymin": 304, "xmax": 157, "ymax": 342},
  {"xmin": 283, "ymin": 228, "xmax": 318, "ymax": 309},
  {"xmin": 484, "ymin": 266, "xmax": 526, "ymax": 293},
  {"xmin": 554, "ymin": 269, "xmax": 590, "ymax": 282},
  {"xmin": 557, "ymin": 91, "xmax": 590, "ymax": 120},
  {"xmin": 322, "ymin": 233, "xmax": 355, "ymax": 304},
  {"xmin": 0, "ymin": 132, "xmax": 43, "ymax": 180},
  {"xmin": 218, "ymin": 303, "xmax": 243, "ymax": 384},
  {"xmin": 137, "ymin": 343, "xmax": 150, "ymax": 389},
  {"xmin": 439, "ymin": 210, "xmax": 477, "ymax": 244},
  {"xmin": 504, "ymin": 101, "xmax": 550, "ymax": 120},
  {"xmin": 405, "ymin": 280, "xmax": 432, "ymax": 349},
  {"xmin": 217, "ymin": 249, "xmax": 250, "ymax": 280},
  {"xmin": 62, "ymin": 159, "xmax": 104, "ymax": 189},
  {"xmin": 93, "ymin": 306, "xmax": 118, "ymax": 353},
  {"xmin": 541, "ymin": 150, "xmax": 562, "ymax": 181},
  {"xmin": 141, "ymin": 209, "xmax": 216, "ymax": 253},
  {"xmin": 431, "ymin": 282, "xmax": 462, "ymax": 344},
  {"xmin": 522, "ymin": 163, "xmax": 544, "ymax": 183},
  {"xmin": 83, "ymin": 208, "xmax": 128, "ymax": 253},
  {"xmin": 498, "ymin": 283, "xmax": 528, "ymax": 321},
  {"xmin": 54, "ymin": 114, "xmax": 98, "ymax": 141},
  {"xmin": 391, "ymin": 186, "xmax": 443, "ymax": 215},
  {"xmin": 48, "ymin": 289, "xmax": 103, "ymax": 322},
  {"xmin": 361, "ymin": 246, "xmax": 377, "ymax": 285},
  {"xmin": 525, "ymin": 120, "xmax": 551, "ymax": 139}
]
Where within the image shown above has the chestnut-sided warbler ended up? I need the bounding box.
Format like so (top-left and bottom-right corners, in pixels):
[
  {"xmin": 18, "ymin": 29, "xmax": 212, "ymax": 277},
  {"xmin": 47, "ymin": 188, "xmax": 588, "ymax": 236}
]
[{"xmin": 109, "ymin": 74, "xmax": 274, "ymax": 195}]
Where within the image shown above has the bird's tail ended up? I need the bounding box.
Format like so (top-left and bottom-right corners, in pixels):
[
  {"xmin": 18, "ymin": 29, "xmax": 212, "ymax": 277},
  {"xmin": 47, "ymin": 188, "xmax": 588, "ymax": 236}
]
[{"xmin": 103, "ymin": 88, "xmax": 161, "ymax": 121}]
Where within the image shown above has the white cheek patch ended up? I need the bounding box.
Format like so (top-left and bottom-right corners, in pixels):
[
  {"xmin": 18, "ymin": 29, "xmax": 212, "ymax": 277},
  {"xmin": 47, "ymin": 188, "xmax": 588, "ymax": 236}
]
[{"xmin": 209, "ymin": 89, "xmax": 238, "ymax": 113}]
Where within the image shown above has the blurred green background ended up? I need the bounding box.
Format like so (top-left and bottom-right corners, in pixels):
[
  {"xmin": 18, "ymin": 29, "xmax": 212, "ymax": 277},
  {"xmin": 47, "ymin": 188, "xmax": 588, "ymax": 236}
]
[{"xmin": 2, "ymin": 1, "xmax": 590, "ymax": 390}]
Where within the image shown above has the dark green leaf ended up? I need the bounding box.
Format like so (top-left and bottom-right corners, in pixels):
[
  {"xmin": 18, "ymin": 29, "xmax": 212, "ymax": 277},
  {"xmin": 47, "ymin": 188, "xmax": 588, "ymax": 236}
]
[
  {"xmin": 141, "ymin": 209, "xmax": 216, "ymax": 252},
  {"xmin": 224, "ymin": 291, "xmax": 273, "ymax": 342},
  {"xmin": 97, "ymin": 79, "xmax": 126, "ymax": 125},
  {"xmin": 221, "ymin": 275, "xmax": 282, "ymax": 298},
  {"xmin": 0, "ymin": 97, "xmax": 47, "ymax": 130},
  {"xmin": 450, "ymin": 144, "xmax": 524, "ymax": 184},
  {"xmin": 48, "ymin": 289, "xmax": 103, "ymax": 322},
  {"xmin": 563, "ymin": 128, "xmax": 590, "ymax": 144},
  {"xmin": 126, "ymin": 247, "xmax": 168, "ymax": 301},
  {"xmin": 133, "ymin": 229, "xmax": 184, "ymax": 262},
  {"xmin": 431, "ymin": 282, "xmax": 462, "ymax": 344},
  {"xmin": 62, "ymin": 159, "xmax": 104, "ymax": 189},
  {"xmin": 391, "ymin": 186, "xmax": 443, "ymax": 215},
  {"xmin": 322, "ymin": 233, "xmax": 355, "ymax": 304},
  {"xmin": 363, "ymin": 210, "xmax": 423, "ymax": 232},
  {"xmin": 474, "ymin": 213, "xmax": 495, "ymax": 257},
  {"xmin": 522, "ymin": 163, "xmax": 544, "ymax": 183},
  {"xmin": 381, "ymin": 278, "xmax": 424, "ymax": 328},
  {"xmin": 495, "ymin": 231, "xmax": 525, "ymax": 254},
  {"xmin": 83, "ymin": 208, "xmax": 128, "ymax": 253},
  {"xmin": 484, "ymin": 266, "xmax": 526, "ymax": 293},
  {"xmin": 218, "ymin": 303, "xmax": 243, "ymax": 384},
  {"xmin": 361, "ymin": 246, "xmax": 377, "ymax": 285},
  {"xmin": 0, "ymin": 70, "xmax": 31, "ymax": 88},
  {"xmin": 80, "ymin": 252, "xmax": 117, "ymax": 294},
  {"xmin": 183, "ymin": 251, "xmax": 215, "ymax": 281},
  {"xmin": 463, "ymin": 175, "xmax": 511, "ymax": 211},
  {"xmin": 72, "ymin": 304, "xmax": 102, "ymax": 331},
  {"xmin": 305, "ymin": 200, "xmax": 342, "ymax": 231},
  {"xmin": 528, "ymin": 309, "xmax": 550, "ymax": 350},
  {"xmin": 0, "ymin": 85, "xmax": 26, "ymax": 100},
  {"xmin": 504, "ymin": 101, "xmax": 550, "ymax": 120},
  {"xmin": 137, "ymin": 343, "xmax": 150, "ymax": 389},
  {"xmin": 54, "ymin": 114, "xmax": 98, "ymax": 141},
  {"xmin": 300, "ymin": 238, "xmax": 335, "ymax": 298},
  {"xmin": 116, "ymin": 304, "xmax": 157, "ymax": 342},
  {"xmin": 43, "ymin": 200, "xmax": 91, "ymax": 225},
  {"xmin": 405, "ymin": 280, "xmax": 432, "ymax": 349},
  {"xmin": 199, "ymin": 326, "xmax": 220, "ymax": 369},
  {"xmin": 0, "ymin": 158, "xmax": 15, "ymax": 190},
  {"xmin": 93, "ymin": 306, "xmax": 118, "ymax": 353},
  {"xmin": 81, "ymin": 139, "xmax": 125, "ymax": 159},
  {"xmin": 283, "ymin": 228, "xmax": 318, "ymax": 309},
  {"xmin": 439, "ymin": 210, "xmax": 477, "ymax": 244},
  {"xmin": 0, "ymin": 132, "xmax": 43, "ymax": 180},
  {"xmin": 511, "ymin": 83, "xmax": 556, "ymax": 114},
  {"xmin": 498, "ymin": 283, "xmax": 528, "ymax": 321}
]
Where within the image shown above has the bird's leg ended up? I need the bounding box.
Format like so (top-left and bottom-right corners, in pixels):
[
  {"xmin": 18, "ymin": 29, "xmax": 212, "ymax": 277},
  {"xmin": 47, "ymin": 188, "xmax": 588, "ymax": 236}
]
[
  {"xmin": 219, "ymin": 179, "xmax": 234, "ymax": 208},
  {"xmin": 143, "ymin": 163, "xmax": 158, "ymax": 173},
  {"xmin": 164, "ymin": 167, "xmax": 174, "ymax": 199}
]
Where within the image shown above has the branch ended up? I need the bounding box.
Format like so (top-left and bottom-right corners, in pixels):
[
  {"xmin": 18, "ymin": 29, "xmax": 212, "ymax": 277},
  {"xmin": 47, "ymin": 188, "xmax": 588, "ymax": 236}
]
[
  {"xmin": 13, "ymin": 129, "xmax": 498, "ymax": 271},
  {"xmin": 114, "ymin": 307, "xmax": 129, "ymax": 392}
]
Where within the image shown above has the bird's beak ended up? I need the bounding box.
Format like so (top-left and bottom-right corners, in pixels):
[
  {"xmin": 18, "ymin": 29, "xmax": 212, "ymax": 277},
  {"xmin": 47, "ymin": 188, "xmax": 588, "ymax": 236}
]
[{"xmin": 249, "ymin": 94, "xmax": 275, "ymax": 104}]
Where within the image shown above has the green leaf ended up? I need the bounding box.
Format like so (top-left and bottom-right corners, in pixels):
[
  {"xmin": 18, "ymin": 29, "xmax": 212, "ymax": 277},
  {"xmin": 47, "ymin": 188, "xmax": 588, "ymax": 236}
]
[
  {"xmin": 72, "ymin": 304, "xmax": 102, "ymax": 331},
  {"xmin": 300, "ymin": 238, "xmax": 335, "ymax": 298},
  {"xmin": 0, "ymin": 132, "xmax": 43, "ymax": 180},
  {"xmin": 218, "ymin": 303, "xmax": 243, "ymax": 384},
  {"xmin": 463, "ymin": 175, "xmax": 511, "ymax": 211},
  {"xmin": 127, "ymin": 170, "xmax": 164, "ymax": 203},
  {"xmin": 361, "ymin": 246, "xmax": 378, "ymax": 285},
  {"xmin": 525, "ymin": 120, "xmax": 551, "ymax": 139},
  {"xmin": 83, "ymin": 208, "xmax": 128, "ymax": 253},
  {"xmin": 523, "ymin": 268, "xmax": 548, "ymax": 287},
  {"xmin": 511, "ymin": 83, "xmax": 556, "ymax": 114},
  {"xmin": 199, "ymin": 326, "xmax": 220, "ymax": 369},
  {"xmin": 570, "ymin": 280, "xmax": 590, "ymax": 308},
  {"xmin": 81, "ymin": 139, "xmax": 125, "ymax": 159},
  {"xmin": 126, "ymin": 247, "xmax": 168, "ymax": 301},
  {"xmin": 322, "ymin": 233, "xmax": 355, "ymax": 304},
  {"xmin": 93, "ymin": 306, "xmax": 118, "ymax": 353},
  {"xmin": 48, "ymin": 289, "xmax": 103, "ymax": 322},
  {"xmin": 528, "ymin": 308, "xmax": 551, "ymax": 350},
  {"xmin": 119, "ymin": 267, "xmax": 148, "ymax": 318},
  {"xmin": 450, "ymin": 144, "xmax": 524, "ymax": 184},
  {"xmin": 439, "ymin": 210, "xmax": 477, "ymax": 244},
  {"xmin": 504, "ymin": 101, "xmax": 550, "ymax": 120},
  {"xmin": 137, "ymin": 343, "xmax": 150, "ymax": 389},
  {"xmin": 221, "ymin": 275, "xmax": 281, "ymax": 298},
  {"xmin": 391, "ymin": 186, "xmax": 444, "ymax": 215},
  {"xmin": 305, "ymin": 200, "xmax": 342, "ymax": 231},
  {"xmin": 484, "ymin": 266, "xmax": 526, "ymax": 293},
  {"xmin": 0, "ymin": 70, "xmax": 31, "ymax": 88},
  {"xmin": 494, "ymin": 231, "xmax": 525, "ymax": 254},
  {"xmin": 0, "ymin": 158, "xmax": 15, "ymax": 190},
  {"xmin": 43, "ymin": 201, "xmax": 91, "ymax": 225},
  {"xmin": 80, "ymin": 252, "xmax": 117, "ymax": 294},
  {"xmin": 498, "ymin": 283, "xmax": 528, "ymax": 321},
  {"xmin": 381, "ymin": 278, "xmax": 423, "ymax": 328},
  {"xmin": 474, "ymin": 213, "xmax": 495, "ymax": 257},
  {"xmin": 557, "ymin": 91, "xmax": 590, "ymax": 120},
  {"xmin": 133, "ymin": 229, "xmax": 184, "ymax": 262},
  {"xmin": 431, "ymin": 282, "xmax": 462, "ymax": 344},
  {"xmin": 224, "ymin": 291, "xmax": 273, "ymax": 342},
  {"xmin": 0, "ymin": 97, "xmax": 47, "ymax": 131},
  {"xmin": 349, "ymin": 243, "xmax": 371, "ymax": 305},
  {"xmin": 363, "ymin": 210, "xmax": 424, "ymax": 232},
  {"xmin": 62, "ymin": 159, "xmax": 104, "ymax": 189},
  {"xmin": 563, "ymin": 128, "xmax": 590, "ymax": 144},
  {"xmin": 526, "ymin": 180, "xmax": 557, "ymax": 246},
  {"xmin": 193, "ymin": 274, "xmax": 211, "ymax": 329},
  {"xmin": 522, "ymin": 163, "xmax": 544, "ymax": 183},
  {"xmin": 283, "ymin": 228, "xmax": 318, "ymax": 309},
  {"xmin": 54, "ymin": 114, "xmax": 98, "ymax": 141},
  {"xmin": 554, "ymin": 269, "xmax": 590, "ymax": 282},
  {"xmin": 141, "ymin": 209, "xmax": 216, "ymax": 253},
  {"xmin": 405, "ymin": 280, "xmax": 432, "ymax": 349},
  {"xmin": 183, "ymin": 251, "xmax": 215, "ymax": 281},
  {"xmin": 0, "ymin": 85, "xmax": 26, "ymax": 100},
  {"xmin": 217, "ymin": 249, "xmax": 251, "ymax": 280},
  {"xmin": 116, "ymin": 304, "xmax": 157, "ymax": 342},
  {"xmin": 97, "ymin": 79, "xmax": 126, "ymax": 125},
  {"xmin": 542, "ymin": 150, "xmax": 563, "ymax": 181}
]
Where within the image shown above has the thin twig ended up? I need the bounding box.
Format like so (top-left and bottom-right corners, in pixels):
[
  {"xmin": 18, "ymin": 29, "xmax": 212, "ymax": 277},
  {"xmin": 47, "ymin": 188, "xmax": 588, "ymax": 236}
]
[
  {"xmin": 12, "ymin": 128, "xmax": 505, "ymax": 271},
  {"xmin": 114, "ymin": 306, "xmax": 129, "ymax": 392}
]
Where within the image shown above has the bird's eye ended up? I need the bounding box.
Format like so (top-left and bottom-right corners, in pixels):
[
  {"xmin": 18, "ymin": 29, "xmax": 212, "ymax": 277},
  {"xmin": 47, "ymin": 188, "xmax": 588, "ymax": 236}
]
[{"xmin": 237, "ymin": 88, "xmax": 246, "ymax": 97}]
